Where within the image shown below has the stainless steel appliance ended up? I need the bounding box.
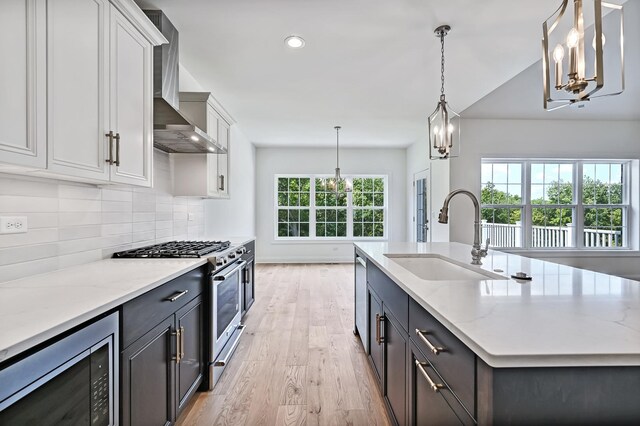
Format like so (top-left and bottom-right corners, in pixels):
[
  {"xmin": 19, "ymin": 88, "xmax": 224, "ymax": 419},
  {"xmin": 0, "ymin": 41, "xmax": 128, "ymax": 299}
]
[
  {"xmin": 354, "ymin": 249, "xmax": 367, "ymax": 350},
  {"xmin": 143, "ymin": 10, "xmax": 226, "ymax": 154},
  {"xmin": 113, "ymin": 240, "xmax": 248, "ymax": 389},
  {"xmin": 0, "ymin": 313, "xmax": 119, "ymax": 425}
]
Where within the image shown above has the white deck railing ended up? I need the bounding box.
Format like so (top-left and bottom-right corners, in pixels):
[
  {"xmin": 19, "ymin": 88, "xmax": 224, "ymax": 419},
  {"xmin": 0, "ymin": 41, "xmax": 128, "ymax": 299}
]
[{"xmin": 481, "ymin": 221, "xmax": 621, "ymax": 248}]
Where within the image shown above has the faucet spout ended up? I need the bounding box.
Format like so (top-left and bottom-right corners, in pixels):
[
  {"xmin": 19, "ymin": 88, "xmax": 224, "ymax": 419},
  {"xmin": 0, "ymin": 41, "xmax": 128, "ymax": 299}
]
[{"xmin": 438, "ymin": 189, "xmax": 489, "ymax": 265}]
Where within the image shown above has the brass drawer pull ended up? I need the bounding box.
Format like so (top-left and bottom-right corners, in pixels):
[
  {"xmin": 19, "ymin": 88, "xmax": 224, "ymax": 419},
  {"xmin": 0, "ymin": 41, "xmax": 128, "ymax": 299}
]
[
  {"xmin": 179, "ymin": 326, "xmax": 185, "ymax": 360},
  {"xmin": 165, "ymin": 290, "xmax": 189, "ymax": 302},
  {"xmin": 415, "ymin": 360, "xmax": 444, "ymax": 392},
  {"xmin": 375, "ymin": 313, "xmax": 385, "ymax": 345},
  {"xmin": 105, "ymin": 131, "xmax": 114, "ymax": 164},
  {"xmin": 416, "ymin": 329, "xmax": 444, "ymax": 355},
  {"xmin": 114, "ymin": 133, "xmax": 121, "ymax": 166},
  {"xmin": 172, "ymin": 327, "xmax": 182, "ymax": 363}
]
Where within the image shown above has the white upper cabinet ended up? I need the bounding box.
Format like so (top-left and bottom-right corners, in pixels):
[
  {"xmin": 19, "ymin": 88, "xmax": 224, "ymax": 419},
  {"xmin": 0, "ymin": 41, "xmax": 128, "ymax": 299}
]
[
  {"xmin": 174, "ymin": 92, "xmax": 234, "ymax": 198},
  {"xmin": 0, "ymin": 0, "xmax": 165, "ymax": 186},
  {"xmin": 109, "ymin": 5, "xmax": 153, "ymax": 185},
  {"xmin": 0, "ymin": 0, "xmax": 46, "ymax": 169},
  {"xmin": 47, "ymin": 0, "xmax": 111, "ymax": 180}
]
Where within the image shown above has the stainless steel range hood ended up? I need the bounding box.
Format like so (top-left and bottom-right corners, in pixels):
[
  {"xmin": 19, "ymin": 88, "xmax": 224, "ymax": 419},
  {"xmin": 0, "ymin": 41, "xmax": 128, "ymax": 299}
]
[{"xmin": 144, "ymin": 10, "xmax": 226, "ymax": 154}]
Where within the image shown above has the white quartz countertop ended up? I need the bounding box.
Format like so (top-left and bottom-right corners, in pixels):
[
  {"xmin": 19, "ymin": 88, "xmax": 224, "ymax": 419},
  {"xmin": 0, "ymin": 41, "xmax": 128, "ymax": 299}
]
[
  {"xmin": 0, "ymin": 237, "xmax": 255, "ymax": 363},
  {"xmin": 355, "ymin": 242, "xmax": 640, "ymax": 368}
]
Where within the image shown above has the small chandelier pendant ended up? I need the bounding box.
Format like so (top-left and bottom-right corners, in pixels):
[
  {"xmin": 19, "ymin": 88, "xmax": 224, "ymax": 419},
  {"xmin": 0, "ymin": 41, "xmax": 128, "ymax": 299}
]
[
  {"xmin": 428, "ymin": 25, "xmax": 461, "ymax": 160},
  {"xmin": 542, "ymin": 0, "xmax": 625, "ymax": 111},
  {"xmin": 327, "ymin": 126, "xmax": 352, "ymax": 193}
]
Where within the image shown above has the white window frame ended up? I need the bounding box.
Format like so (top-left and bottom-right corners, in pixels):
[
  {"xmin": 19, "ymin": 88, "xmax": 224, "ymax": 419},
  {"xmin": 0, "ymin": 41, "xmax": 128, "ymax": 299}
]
[
  {"xmin": 481, "ymin": 159, "xmax": 631, "ymax": 251},
  {"xmin": 273, "ymin": 174, "xmax": 388, "ymax": 241}
]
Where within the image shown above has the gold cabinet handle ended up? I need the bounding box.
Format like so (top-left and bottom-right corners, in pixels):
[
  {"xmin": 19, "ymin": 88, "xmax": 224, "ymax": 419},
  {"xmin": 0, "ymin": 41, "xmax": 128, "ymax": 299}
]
[
  {"xmin": 415, "ymin": 360, "xmax": 444, "ymax": 392},
  {"xmin": 105, "ymin": 131, "xmax": 114, "ymax": 164},
  {"xmin": 114, "ymin": 133, "xmax": 121, "ymax": 166},
  {"xmin": 416, "ymin": 329, "xmax": 444, "ymax": 355},
  {"xmin": 172, "ymin": 327, "xmax": 182, "ymax": 363},
  {"xmin": 179, "ymin": 326, "xmax": 185, "ymax": 360},
  {"xmin": 375, "ymin": 313, "xmax": 385, "ymax": 345}
]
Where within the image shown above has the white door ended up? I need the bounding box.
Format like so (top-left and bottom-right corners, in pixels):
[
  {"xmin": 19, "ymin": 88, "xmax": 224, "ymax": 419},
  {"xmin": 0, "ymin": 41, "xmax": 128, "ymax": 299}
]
[
  {"xmin": 0, "ymin": 0, "xmax": 46, "ymax": 169},
  {"xmin": 414, "ymin": 169, "xmax": 430, "ymax": 242},
  {"xmin": 109, "ymin": 5, "xmax": 153, "ymax": 186},
  {"xmin": 47, "ymin": 0, "xmax": 110, "ymax": 181}
]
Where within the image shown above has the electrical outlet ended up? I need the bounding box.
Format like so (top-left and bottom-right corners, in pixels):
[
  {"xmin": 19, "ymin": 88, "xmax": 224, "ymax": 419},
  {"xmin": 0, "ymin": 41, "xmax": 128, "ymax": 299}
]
[
  {"xmin": 188, "ymin": 213, "xmax": 195, "ymax": 221},
  {"xmin": 0, "ymin": 216, "xmax": 28, "ymax": 234}
]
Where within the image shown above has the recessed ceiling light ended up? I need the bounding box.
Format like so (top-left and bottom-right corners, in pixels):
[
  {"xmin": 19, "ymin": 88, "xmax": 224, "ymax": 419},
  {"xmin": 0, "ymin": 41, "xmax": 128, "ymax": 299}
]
[
  {"xmin": 284, "ymin": 35, "xmax": 305, "ymax": 49},
  {"xmin": 190, "ymin": 135, "xmax": 199, "ymax": 142}
]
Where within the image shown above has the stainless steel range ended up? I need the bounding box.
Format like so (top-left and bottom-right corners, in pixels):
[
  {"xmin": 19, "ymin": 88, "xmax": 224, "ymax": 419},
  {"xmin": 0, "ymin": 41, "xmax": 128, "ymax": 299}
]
[{"xmin": 113, "ymin": 240, "xmax": 247, "ymax": 389}]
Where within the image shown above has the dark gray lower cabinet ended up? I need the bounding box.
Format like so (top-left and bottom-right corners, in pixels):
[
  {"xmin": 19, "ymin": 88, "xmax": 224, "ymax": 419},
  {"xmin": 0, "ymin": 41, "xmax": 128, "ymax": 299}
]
[
  {"xmin": 368, "ymin": 288, "xmax": 384, "ymax": 387},
  {"xmin": 121, "ymin": 266, "xmax": 206, "ymax": 426},
  {"xmin": 384, "ymin": 311, "xmax": 407, "ymax": 426},
  {"xmin": 410, "ymin": 344, "xmax": 474, "ymax": 426},
  {"xmin": 122, "ymin": 316, "xmax": 174, "ymax": 426},
  {"xmin": 242, "ymin": 259, "xmax": 255, "ymax": 315},
  {"xmin": 176, "ymin": 298, "xmax": 204, "ymax": 412}
]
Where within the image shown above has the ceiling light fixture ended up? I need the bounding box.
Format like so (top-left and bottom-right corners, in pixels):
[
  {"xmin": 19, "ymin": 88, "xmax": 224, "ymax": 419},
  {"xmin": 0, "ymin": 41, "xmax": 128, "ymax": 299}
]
[
  {"xmin": 284, "ymin": 35, "xmax": 305, "ymax": 49},
  {"xmin": 542, "ymin": 0, "xmax": 624, "ymax": 110},
  {"xmin": 428, "ymin": 25, "xmax": 460, "ymax": 160},
  {"xmin": 327, "ymin": 126, "xmax": 352, "ymax": 193}
]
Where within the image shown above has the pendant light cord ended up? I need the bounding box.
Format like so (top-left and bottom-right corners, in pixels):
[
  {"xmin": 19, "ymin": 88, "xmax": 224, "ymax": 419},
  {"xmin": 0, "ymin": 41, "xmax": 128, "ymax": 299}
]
[
  {"xmin": 440, "ymin": 30, "xmax": 446, "ymax": 100},
  {"xmin": 335, "ymin": 126, "xmax": 340, "ymax": 170}
]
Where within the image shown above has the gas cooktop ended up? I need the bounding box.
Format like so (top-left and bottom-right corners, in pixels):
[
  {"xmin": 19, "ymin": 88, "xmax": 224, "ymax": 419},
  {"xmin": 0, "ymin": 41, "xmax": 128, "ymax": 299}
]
[{"xmin": 112, "ymin": 240, "xmax": 231, "ymax": 258}]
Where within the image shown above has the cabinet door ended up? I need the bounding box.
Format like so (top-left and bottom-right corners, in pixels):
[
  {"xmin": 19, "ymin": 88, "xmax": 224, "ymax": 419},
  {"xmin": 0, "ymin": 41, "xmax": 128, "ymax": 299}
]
[
  {"xmin": 409, "ymin": 346, "xmax": 473, "ymax": 426},
  {"xmin": 109, "ymin": 5, "xmax": 153, "ymax": 186},
  {"xmin": 175, "ymin": 296, "xmax": 205, "ymax": 414},
  {"xmin": 121, "ymin": 316, "xmax": 175, "ymax": 426},
  {"xmin": 385, "ymin": 312, "xmax": 407, "ymax": 426},
  {"xmin": 217, "ymin": 119, "xmax": 230, "ymax": 196},
  {"xmin": 368, "ymin": 288, "xmax": 384, "ymax": 388},
  {"xmin": 0, "ymin": 0, "xmax": 46, "ymax": 168},
  {"xmin": 47, "ymin": 0, "xmax": 110, "ymax": 181}
]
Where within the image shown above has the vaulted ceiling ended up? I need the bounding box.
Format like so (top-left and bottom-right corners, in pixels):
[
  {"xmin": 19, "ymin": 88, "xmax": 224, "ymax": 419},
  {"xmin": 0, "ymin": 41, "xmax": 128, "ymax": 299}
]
[{"xmin": 136, "ymin": 0, "xmax": 635, "ymax": 147}]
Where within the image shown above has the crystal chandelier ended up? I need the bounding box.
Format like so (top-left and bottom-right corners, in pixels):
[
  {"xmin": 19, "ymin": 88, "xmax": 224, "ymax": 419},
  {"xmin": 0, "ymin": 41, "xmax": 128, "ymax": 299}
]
[
  {"xmin": 428, "ymin": 25, "xmax": 460, "ymax": 160},
  {"xmin": 542, "ymin": 0, "xmax": 624, "ymax": 110},
  {"xmin": 327, "ymin": 126, "xmax": 352, "ymax": 193}
]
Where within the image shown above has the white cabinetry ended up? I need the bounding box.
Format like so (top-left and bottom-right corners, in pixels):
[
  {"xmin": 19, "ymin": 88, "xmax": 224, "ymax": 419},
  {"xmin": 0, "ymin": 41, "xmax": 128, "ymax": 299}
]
[
  {"xmin": 0, "ymin": 0, "xmax": 165, "ymax": 187},
  {"xmin": 173, "ymin": 92, "xmax": 234, "ymax": 198},
  {"xmin": 0, "ymin": 0, "xmax": 46, "ymax": 169}
]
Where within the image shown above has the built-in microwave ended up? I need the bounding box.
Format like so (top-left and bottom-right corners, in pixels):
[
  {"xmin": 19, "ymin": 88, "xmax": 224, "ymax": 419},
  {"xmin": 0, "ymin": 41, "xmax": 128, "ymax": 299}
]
[{"xmin": 0, "ymin": 312, "xmax": 119, "ymax": 425}]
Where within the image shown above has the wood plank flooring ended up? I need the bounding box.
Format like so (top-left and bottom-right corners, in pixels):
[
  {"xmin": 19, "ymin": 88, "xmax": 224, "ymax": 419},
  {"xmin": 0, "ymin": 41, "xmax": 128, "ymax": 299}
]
[{"xmin": 177, "ymin": 264, "xmax": 391, "ymax": 426}]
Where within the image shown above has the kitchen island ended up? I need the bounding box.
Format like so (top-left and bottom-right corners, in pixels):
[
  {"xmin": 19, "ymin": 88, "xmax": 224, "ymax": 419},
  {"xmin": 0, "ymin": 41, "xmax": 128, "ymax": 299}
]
[{"xmin": 355, "ymin": 241, "xmax": 640, "ymax": 425}]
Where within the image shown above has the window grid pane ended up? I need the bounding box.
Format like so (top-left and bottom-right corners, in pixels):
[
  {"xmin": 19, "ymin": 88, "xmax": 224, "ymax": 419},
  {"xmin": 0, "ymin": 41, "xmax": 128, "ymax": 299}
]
[
  {"xmin": 481, "ymin": 160, "xmax": 629, "ymax": 249},
  {"xmin": 276, "ymin": 176, "xmax": 386, "ymax": 240},
  {"xmin": 277, "ymin": 178, "xmax": 311, "ymax": 237},
  {"xmin": 353, "ymin": 178, "xmax": 385, "ymax": 237}
]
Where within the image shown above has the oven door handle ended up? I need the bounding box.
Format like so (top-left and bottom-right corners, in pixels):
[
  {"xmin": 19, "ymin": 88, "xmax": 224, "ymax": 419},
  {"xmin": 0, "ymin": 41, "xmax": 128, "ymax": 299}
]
[{"xmin": 213, "ymin": 260, "xmax": 246, "ymax": 281}]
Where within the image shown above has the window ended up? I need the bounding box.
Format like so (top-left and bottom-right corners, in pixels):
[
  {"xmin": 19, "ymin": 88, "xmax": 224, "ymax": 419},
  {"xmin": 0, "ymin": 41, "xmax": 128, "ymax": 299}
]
[
  {"xmin": 481, "ymin": 159, "xmax": 630, "ymax": 249},
  {"xmin": 275, "ymin": 175, "xmax": 387, "ymax": 239}
]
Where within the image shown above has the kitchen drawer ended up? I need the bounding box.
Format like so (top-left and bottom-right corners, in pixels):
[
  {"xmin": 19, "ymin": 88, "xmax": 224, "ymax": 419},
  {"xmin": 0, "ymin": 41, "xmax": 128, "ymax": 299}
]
[
  {"xmin": 409, "ymin": 297, "xmax": 475, "ymax": 415},
  {"xmin": 367, "ymin": 262, "xmax": 408, "ymax": 331},
  {"xmin": 121, "ymin": 265, "xmax": 206, "ymax": 348}
]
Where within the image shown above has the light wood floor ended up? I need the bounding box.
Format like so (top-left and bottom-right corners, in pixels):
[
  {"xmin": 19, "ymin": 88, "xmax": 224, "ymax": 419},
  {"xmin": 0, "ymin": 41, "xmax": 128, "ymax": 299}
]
[{"xmin": 177, "ymin": 263, "xmax": 392, "ymax": 426}]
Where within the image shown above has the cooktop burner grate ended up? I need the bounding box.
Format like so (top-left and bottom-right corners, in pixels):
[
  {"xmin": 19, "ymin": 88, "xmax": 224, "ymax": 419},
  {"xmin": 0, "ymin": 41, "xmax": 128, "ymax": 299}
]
[{"xmin": 112, "ymin": 240, "xmax": 231, "ymax": 258}]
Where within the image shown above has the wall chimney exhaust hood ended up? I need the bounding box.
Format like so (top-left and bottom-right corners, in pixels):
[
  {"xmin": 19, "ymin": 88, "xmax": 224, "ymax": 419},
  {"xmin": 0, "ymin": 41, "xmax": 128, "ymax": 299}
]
[{"xmin": 144, "ymin": 10, "xmax": 226, "ymax": 154}]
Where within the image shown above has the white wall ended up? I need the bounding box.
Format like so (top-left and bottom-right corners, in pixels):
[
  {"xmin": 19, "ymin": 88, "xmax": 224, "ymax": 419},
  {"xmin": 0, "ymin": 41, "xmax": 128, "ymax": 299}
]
[
  {"xmin": 405, "ymin": 138, "xmax": 450, "ymax": 243},
  {"xmin": 204, "ymin": 126, "xmax": 256, "ymax": 237},
  {"xmin": 450, "ymin": 118, "xmax": 640, "ymax": 278},
  {"xmin": 255, "ymin": 147, "xmax": 406, "ymax": 263}
]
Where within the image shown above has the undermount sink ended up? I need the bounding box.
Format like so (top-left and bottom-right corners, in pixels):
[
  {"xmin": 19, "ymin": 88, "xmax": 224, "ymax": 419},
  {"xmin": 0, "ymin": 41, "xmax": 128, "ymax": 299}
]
[{"xmin": 384, "ymin": 254, "xmax": 508, "ymax": 281}]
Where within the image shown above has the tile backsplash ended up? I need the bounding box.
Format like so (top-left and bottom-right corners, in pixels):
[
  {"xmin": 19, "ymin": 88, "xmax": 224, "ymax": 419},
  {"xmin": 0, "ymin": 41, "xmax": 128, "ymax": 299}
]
[{"xmin": 0, "ymin": 151, "xmax": 205, "ymax": 282}]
